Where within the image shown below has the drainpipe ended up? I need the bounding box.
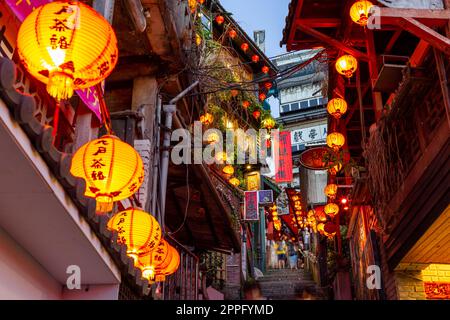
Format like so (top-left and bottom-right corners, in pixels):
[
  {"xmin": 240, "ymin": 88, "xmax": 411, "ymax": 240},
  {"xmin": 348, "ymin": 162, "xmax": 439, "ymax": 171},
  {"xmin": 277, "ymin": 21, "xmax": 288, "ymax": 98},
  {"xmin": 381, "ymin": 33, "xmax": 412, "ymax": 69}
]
[
  {"xmin": 151, "ymin": 96, "xmax": 161, "ymax": 217},
  {"xmin": 159, "ymin": 81, "xmax": 199, "ymax": 230}
]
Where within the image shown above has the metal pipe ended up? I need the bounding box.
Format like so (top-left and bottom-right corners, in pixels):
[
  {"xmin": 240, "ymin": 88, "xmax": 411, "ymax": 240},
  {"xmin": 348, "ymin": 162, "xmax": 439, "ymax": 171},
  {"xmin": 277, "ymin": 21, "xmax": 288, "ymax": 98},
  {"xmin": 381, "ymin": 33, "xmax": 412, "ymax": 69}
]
[{"xmin": 152, "ymin": 96, "xmax": 162, "ymax": 217}]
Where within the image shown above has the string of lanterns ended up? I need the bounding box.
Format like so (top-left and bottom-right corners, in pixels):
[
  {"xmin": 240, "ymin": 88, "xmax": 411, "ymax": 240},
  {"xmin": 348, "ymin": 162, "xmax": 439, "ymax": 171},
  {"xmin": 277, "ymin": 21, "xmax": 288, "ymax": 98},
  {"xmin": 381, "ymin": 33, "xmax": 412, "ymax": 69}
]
[{"xmin": 17, "ymin": 1, "xmax": 179, "ymax": 284}]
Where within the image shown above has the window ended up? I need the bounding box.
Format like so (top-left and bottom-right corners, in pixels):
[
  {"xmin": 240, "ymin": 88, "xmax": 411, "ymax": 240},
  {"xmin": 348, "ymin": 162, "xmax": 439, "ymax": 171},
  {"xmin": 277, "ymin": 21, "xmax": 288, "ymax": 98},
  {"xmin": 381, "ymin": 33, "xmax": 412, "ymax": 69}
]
[
  {"xmin": 281, "ymin": 105, "xmax": 290, "ymax": 113},
  {"xmin": 300, "ymin": 101, "xmax": 309, "ymax": 109},
  {"xmin": 310, "ymin": 99, "xmax": 318, "ymax": 107},
  {"xmin": 291, "ymin": 102, "xmax": 299, "ymax": 111}
]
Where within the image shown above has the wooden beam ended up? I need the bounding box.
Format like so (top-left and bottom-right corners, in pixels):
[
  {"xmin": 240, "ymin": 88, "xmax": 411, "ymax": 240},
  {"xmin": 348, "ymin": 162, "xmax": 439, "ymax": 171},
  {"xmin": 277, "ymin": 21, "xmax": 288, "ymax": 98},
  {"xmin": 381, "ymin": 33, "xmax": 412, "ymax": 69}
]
[
  {"xmin": 295, "ymin": 18, "xmax": 341, "ymax": 28},
  {"xmin": 385, "ymin": 30, "xmax": 402, "ymax": 54},
  {"xmin": 294, "ymin": 23, "xmax": 369, "ymax": 61},
  {"xmin": 379, "ymin": 7, "xmax": 450, "ymax": 27},
  {"xmin": 287, "ymin": 0, "xmax": 305, "ymax": 51},
  {"xmin": 398, "ymin": 18, "xmax": 450, "ymax": 56},
  {"xmin": 434, "ymin": 48, "xmax": 450, "ymax": 128}
]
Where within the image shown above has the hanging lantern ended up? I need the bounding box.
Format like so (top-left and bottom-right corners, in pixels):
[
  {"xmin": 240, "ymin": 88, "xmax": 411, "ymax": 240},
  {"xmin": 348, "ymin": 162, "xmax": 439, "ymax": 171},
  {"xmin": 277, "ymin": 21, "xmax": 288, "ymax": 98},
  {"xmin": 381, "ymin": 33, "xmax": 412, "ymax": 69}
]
[
  {"xmin": 327, "ymin": 98, "xmax": 348, "ymax": 119},
  {"xmin": 17, "ymin": 1, "xmax": 118, "ymax": 101},
  {"xmin": 292, "ymin": 195, "xmax": 299, "ymax": 201},
  {"xmin": 229, "ymin": 177, "xmax": 240, "ymax": 187},
  {"xmin": 259, "ymin": 93, "xmax": 267, "ymax": 101},
  {"xmin": 316, "ymin": 209, "xmax": 328, "ymax": 223},
  {"xmin": 107, "ymin": 208, "xmax": 162, "ymax": 262},
  {"xmin": 264, "ymin": 82, "xmax": 273, "ymax": 90},
  {"xmin": 350, "ymin": 1, "xmax": 374, "ymax": 26},
  {"xmin": 215, "ymin": 15, "xmax": 225, "ymax": 25},
  {"xmin": 327, "ymin": 132, "xmax": 345, "ymax": 151},
  {"xmin": 198, "ymin": 0, "xmax": 205, "ymax": 4},
  {"xmin": 137, "ymin": 238, "xmax": 170, "ymax": 281},
  {"xmin": 230, "ymin": 89, "xmax": 239, "ymax": 97},
  {"xmin": 295, "ymin": 210, "xmax": 302, "ymax": 216},
  {"xmin": 195, "ymin": 33, "xmax": 202, "ymax": 46},
  {"xmin": 317, "ymin": 223, "xmax": 325, "ymax": 235},
  {"xmin": 188, "ymin": 0, "xmax": 197, "ymax": 13},
  {"xmin": 205, "ymin": 131, "xmax": 221, "ymax": 144},
  {"xmin": 324, "ymin": 183, "xmax": 338, "ymax": 199},
  {"xmin": 70, "ymin": 135, "xmax": 144, "ymax": 213},
  {"xmin": 324, "ymin": 222, "xmax": 338, "ymax": 238},
  {"xmin": 252, "ymin": 110, "xmax": 261, "ymax": 120},
  {"xmin": 251, "ymin": 55, "xmax": 260, "ymax": 63},
  {"xmin": 262, "ymin": 117, "xmax": 275, "ymax": 129},
  {"xmin": 241, "ymin": 43, "xmax": 249, "ymax": 52},
  {"xmin": 324, "ymin": 203, "xmax": 340, "ymax": 217},
  {"xmin": 154, "ymin": 245, "xmax": 180, "ymax": 280},
  {"xmin": 307, "ymin": 209, "xmax": 315, "ymax": 217},
  {"xmin": 242, "ymin": 100, "xmax": 250, "ymax": 109},
  {"xmin": 222, "ymin": 165, "xmax": 235, "ymax": 175},
  {"xmin": 229, "ymin": 29, "xmax": 237, "ymax": 39},
  {"xmin": 262, "ymin": 66, "xmax": 269, "ymax": 74},
  {"xmin": 329, "ymin": 162, "xmax": 343, "ymax": 176},
  {"xmin": 200, "ymin": 112, "xmax": 214, "ymax": 125},
  {"xmin": 336, "ymin": 55, "xmax": 358, "ymax": 78}
]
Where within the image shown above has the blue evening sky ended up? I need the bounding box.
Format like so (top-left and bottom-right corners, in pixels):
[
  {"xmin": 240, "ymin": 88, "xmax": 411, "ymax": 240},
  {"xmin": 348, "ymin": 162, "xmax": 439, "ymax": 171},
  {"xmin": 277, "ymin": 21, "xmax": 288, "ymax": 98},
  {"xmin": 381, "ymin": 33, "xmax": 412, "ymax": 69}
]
[{"xmin": 220, "ymin": 0, "xmax": 290, "ymax": 58}]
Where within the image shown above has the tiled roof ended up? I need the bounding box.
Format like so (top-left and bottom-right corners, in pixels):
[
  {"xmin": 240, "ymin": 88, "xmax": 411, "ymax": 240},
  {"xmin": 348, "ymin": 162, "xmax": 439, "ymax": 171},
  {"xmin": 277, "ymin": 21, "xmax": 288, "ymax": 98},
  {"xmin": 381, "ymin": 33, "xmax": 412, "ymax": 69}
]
[{"xmin": 0, "ymin": 57, "xmax": 150, "ymax": 296}]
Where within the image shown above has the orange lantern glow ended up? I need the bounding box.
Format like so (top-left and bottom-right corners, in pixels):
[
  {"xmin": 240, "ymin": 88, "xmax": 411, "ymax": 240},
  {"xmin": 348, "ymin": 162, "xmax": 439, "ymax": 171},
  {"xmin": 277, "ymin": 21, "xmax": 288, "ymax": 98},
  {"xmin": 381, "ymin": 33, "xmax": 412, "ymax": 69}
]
[
  {"xmin": 324, "ymin": 183, "xmax": 338, "ymax": 199},
  {"xmin": 155, "ymin": 245, "xmax": 180, "ymax": 277},
  {"xmin": 292, "ymin": 195, "xmax": 299, "ymax": 201},
  {"xmin": 252, "ymin": 110, "xmax": 261, "ymax": 120},
  {"xmin": 241, "ymin": 43, "xmax": 249, "ymax": 52},
  {"xmin": 329, "ymin": 162, "xmax": 343, "ymax": 176},
  {"xmin": 259, "ymin": 93, "xmax": 267, "ymax": 101},
  {"xmin": 107, "ymin": 208, "xmax": 162, "ymax": 262},
  {"xmin": 137, "ymin": 238, "xmax": 169, "ymax": 281},
  {"xmin": 327, "ymin": 132, "xmax": 345, "ymax": 151},
  {"xmin": 242, "ymin": 100, "xmax": 250, "ymax": 109},
  {"xmin": 215, "ymin": 151, "xmax": 227, "ymax": 164},
  {"xmin": 229, "ymin": 29, "xmax": 237, "ymax": 39},
  {"xmin": 336, "ymin": 55, "xmax": 358, "ymax": 78},
  {"xmin": 327, "ymin": 98, "xmax": 348, "ymax": 119},
  {"xmin": 316, "ymin": 210, "xmax": 328, "ymax": 223},
  {"xmin": 324, "ymin": 203, "xmax": 340, "ymax": 217},
  {"xmin": 350, "ymin": 1, "xmax": 374, "ymax": 26},
  {"xmin": 222, "ymin": 165, "xmax": 235, "ymax": 175},
  {"xmin": 205, "ymin": 131, "xmax": 221, "ymax": 144},
  {"xmin": 317, "ymin": 223, "xmax": 325, "ymax": 234},
  {"xmin": 264, "ymin": 82, "xmax": 273, "ymax": 90},
  {"xmin": 200, "ymin": 112, "xmax": 214, "ymax": 125},
  {"xmin": 17, "ymin": 1, "xmax": 118, "ymax": 101},
  {"xmin": 229, "ymin": 177, "xmax": 240, "ymax": 187},
  {"xmin": 195, "ymin": 33, "xmax": 202, "ymax": 46},
  {"xmin": 324, "ymin": 222, "xmax": 337, "ymax": 238},
  {"xmin": 70, "ymin": 135, "xmax": 144, "ymax": 213},
  {"xmin": 262, "ymin": 116, "xmax": 276, "ymax": 129},
  {"xmin": 215, "ymin": 15, "xmax": 225, "ymax": 25},
  {"xmin": 252, "ymin": 55, "xmax": 260, "ymax": 63},
  {"xmin": 262, "ymin": 66, "xmax": 269, "ymax": 74},
  {"xmin": 188, "ymin": 0, "xmax": 197, "ymax": 13}
]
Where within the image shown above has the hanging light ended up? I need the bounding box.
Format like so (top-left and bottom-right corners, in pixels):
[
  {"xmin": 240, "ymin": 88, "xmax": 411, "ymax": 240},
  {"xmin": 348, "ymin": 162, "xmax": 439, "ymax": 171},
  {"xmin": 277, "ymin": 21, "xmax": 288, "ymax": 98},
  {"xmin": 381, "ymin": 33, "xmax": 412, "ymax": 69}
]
[
  {"xmin": 324, "ymin": 183, "xmax": 338, "ymax": 199},
  {"xmin": 215, "ymin": 15, "xmax": 225, "ymax": 25},
  {"xmin": 195, "ymin": 33, "xmax": 202, "ymax": 46},
  {"xmin": 336, "ymin": 55, "xmax": 358, "ymax": 78},
  {"xmin": 137, "ymin": 238, "xmax": 169, "ymax": 281},
  {"xmin": 188, "ymin": 0, "xmax": 197, "ymax": 13},
  {"xmin": 327, "ymin": 132, "xmax": 345, "ymax": 151},
  {"xmin": 107, "ymin": 208, "xmax": 162, "ymax": 262},
  {"xmin": 259, "ymin": 93, "xmax": 267, "ymax": 101},
  {"xmin": 205, "ymin": 131, "xmax": 221, "ymax": 144},
  {"xmin": 200, "ymin": 112, "xmax": 214, "ymax": 125},
  {"xmin": 229, "ymin": 177, "xmax": 240, "ymax": 187},
  {"xmin": 252, "ymin": 109, "xmax": 261, "ymax": 120},
  {"xmin": 264, "ymin": 82, "xmax": 273, "ymax": 90},
  {"xmin": 324, "ymin": 222, "xmax": 338, "ymax": 238},
  {"xmin": 317, "ymin": 223, "xmax": 325, "ymax": 235},
  {"xmin": 229, "ymin": 29, "xmax": 237, "ymax": 39},
  {"xmin": 292, "ymin": 195, "xmax": 299, "ymax": 201},
  {"xmin": 324, "ymin": 203, "xmax": 340, "ymax": 217},
  {"xmin": 230, "ymin": 89, "xmax": 239, "ymax": 97},
  {"xmin": 350, "ymin": 0, "xmax": 374, "ymax": 26},
  {"xmin": 327, "ymin": 98, "xmax": 348, "ymax": 119},
  {"xmin": 241, "ymin": 43, "xmax": 249, "ymax": 52},
  {"xmin": 17, "ymin": 1, "xmax": 118, "ymax": 101},
  {"xmin": 70, "ymin": 135, "xmax": 144, "ymax": 213},
  {"xmin": 329, "ymin": 162, "xmax": 343, "ymax": 176},
  {"xmin": 215, "ymin": 151, "xmax": 227, "ymax": 164},
  {"xmin": 242, "ymin": 100, "xmax": 250, "ymax": 109},
  {"xmin": 262, "ymin": 66, "xmax": 269, "ymax": 74},
  {"xmin": 252, "ymin": 55, "xmax": 260, "ymax": 63},
  {"xmin": 222, "ymin": 165, "xmax": 235, "ymax": 175},
  {"xmin": 316, "ymin": 210, "xmax": 328, "ymax": 223}
]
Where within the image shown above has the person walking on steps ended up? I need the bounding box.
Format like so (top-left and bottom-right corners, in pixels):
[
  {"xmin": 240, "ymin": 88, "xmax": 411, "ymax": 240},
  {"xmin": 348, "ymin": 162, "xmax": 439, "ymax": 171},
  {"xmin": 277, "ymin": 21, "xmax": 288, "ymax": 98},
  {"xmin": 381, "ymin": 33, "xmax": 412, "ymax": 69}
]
[
  {"xmin": 275, "ymin": 240, "xmax": 287, "ymax": 269},
  {"xmin": 288, "ymin": 241, "xmax": 298, "ymax": 270}
]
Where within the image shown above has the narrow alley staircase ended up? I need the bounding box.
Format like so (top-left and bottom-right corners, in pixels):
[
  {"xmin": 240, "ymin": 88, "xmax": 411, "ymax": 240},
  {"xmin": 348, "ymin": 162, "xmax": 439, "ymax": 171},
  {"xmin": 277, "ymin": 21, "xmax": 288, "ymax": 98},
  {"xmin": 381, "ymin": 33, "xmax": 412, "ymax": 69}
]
[{"xmin": 257, "ymin": 268, "xmax": 324, "ymax": 300}]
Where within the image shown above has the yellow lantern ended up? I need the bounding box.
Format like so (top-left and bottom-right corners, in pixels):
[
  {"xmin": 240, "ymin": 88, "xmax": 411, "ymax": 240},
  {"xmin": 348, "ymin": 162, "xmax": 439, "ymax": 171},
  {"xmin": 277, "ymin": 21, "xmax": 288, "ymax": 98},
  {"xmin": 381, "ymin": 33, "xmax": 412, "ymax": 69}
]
[
  {"xmin": 329, "ymin": 162, "xmax": 343, "ymax": 176},
  {"xmin": 327, "ymin": 98, "xmax": 348, "ymax": 119},
  {"xmin": 17, "ymin": 1, "xmax": 118, "ymax": 100},
  {"xmin": 205, "ymin": 131, "xmax": 220, "ymax": 144},
  {"xmin": 223, "ymin": 165, "xmax": 235, "ymax": 175},
  {"xmin": 292, "ymin": 195, "xmax": 299, "ymax": 201},
  {"xmin": 107, "ymin": 208, "xmax": 162, "ymax": 262},
  {"xmin": 70, "ymin": 135, "xmax": 144, "ymax": 213},
  {"xmin": 324, "ymin": 203, "xmax": 340, "ymax": 217},
  {"xmin": 316, "ymin": 210, "xmax": 328, "ymax": 223},
  {"xmin": 229, "ymin": 177, "xmax": 240, "ymax": 187},
  {"xmin": 324, "ymin": 183, "xmax": 338, "ymax": 199},
  {"xmin": 308, "ymin": 209, "xmax": 315, "ymax": 217},
  {"xmin": 262, "ymin": 116, "xmax": 276, "ymax": 130},
  {"xmin": 350, "ymin": 1, "xmax": 374, "ymax": 26},
  {"xmin": 200, "ymin": 112, "xmax": 214, "ymax": 125},
  {"xmin": 317, "ymin": 223, "xmax": 325, "ymax": 235},
  {"xmin": 327, "ymin": 132, "xmax": 346, "ymax": 151},
  {"xmin": 155, "ymin": 245, "xmax": 180, "ymax": 279},
  {"xmin": 137, "ymin": 238, "xmax": 169, "ymax": 281},
  {"xmin": 336, "ymin": 55, "xmax": 358, "ymax": 78},
  {"xmin": 215, "ymin": 151, "xmax": 227, "ymax": 164},
  {"xmin": 295, "ymin": 210, "xmax": 302, "ymax": 216}
]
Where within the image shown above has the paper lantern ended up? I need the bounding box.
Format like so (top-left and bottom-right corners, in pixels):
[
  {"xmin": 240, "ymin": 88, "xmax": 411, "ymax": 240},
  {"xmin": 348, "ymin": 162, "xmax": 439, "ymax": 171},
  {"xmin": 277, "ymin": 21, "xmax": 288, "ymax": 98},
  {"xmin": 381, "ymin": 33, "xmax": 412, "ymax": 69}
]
[
  {"xmin": 329, "ymin": 162, "xmax": 343, "ymax": 176},
  {"xmin": 107, "ymin": 208, "xmax": 162, "ymax": 261},
  {"xmin": 215, "ymin": 15, "xmax": 224, "ymax": 25},
  {"xmin": 324, "ymin": 203, "xmax": 340, "ymax": 217},
  {"xmin": 188, "ymin": 0, "xmax": 197, "ymax": 13},
  {"xmin": 316, "ymin": 209, "xmax": 328, "ymax": 223},
  {"xmin": 241, "ymin": 43, "xmax": 249, "ymax": 52},
  {"xmin": 195, "ymin": 33, "xmax": 202, "ymax": 46},
  {"xmin": 70, "ymin": 135, "xmax": 144, "ymax": 213},
  {"xmin": 251, "ymin": 55, "xmax": 260, "ymax": 63},
  {"xmin": 222, "ymin": 165, "xmax": 235, "ymax": 175},
  {"xmin": 324, "ymin": 183, "xmax": 338, "ymax": 199},
  {"xmin": 259, "ymin": 93, "xmax": 267, "ymax": 101},
  {"xmin": 231, "ymin": 89, "xmax": 239, "ymax": 97},
  {"xmin": 327, "ymin": 98, "xmax": 348, "ymax": 119},
  {"xmin": 137, "ymin": 238, "xmax": 169, "ymax": 281},
  {"xmin": 350, "ymin": 1, "xmax": 374, "ymax": 26},
  {"xmin": 327, "ymin": 132, "xmax": 345, "ymax": 151},
  {"xmin": 205, "ymin": 131, "xmax": 221, "ymax": 144},
  {"xmin": 155, "ymin": 245, "xmax": 180, "ymax": 277},
  {"xmin": 262, "ymin": 66, "xmax": 269, "ymax": 74},
  {"xmin": 17, "ymin": 1, "xmax": 118, "ymax": 100},
  {"xmin": 317, "ymin": 223, "xmax": 325, "ymax": 234},
  {"xmin": 336, "ymin": 55, "xmax": 358, "ymax": 78},
  {"xmin": 215, "ymin": 151, "xmax": 227, "ymax": 164},
  {"xmin": 229, "ymin": 29, "xmax": 237, "ymax": 39},
  {"xmin": 264, "ymin": 82, "xmax": 273, "ymax": 90},
  {"xmin": 262, "ymin": 117, "xmax": 275, "ymax": 129},
  {"xmin": 229, "ymin": 177, "xmax": 240, "ymax": 187},
  {"xmin": 242, "ymin": 100, "xmax": 250, "ymax": 109},
  {"xmin": 253, "ymin": 110, "xmax": 261, "ymax": 120},
  {"xmin": 324, "ymin": 222, "xmax": 337, "ymax": 238},
  {"xmin": 200, "ymin": 112, "xmax": 214, "ymax": 125}
]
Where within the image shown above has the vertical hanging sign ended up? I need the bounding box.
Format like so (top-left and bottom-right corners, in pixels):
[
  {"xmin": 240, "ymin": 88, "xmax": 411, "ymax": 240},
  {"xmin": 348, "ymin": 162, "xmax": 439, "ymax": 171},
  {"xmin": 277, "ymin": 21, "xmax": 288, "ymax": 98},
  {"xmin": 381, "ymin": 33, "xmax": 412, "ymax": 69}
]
[
  {"xmin": 274, "ymin": 131, "xmax": 293, "ymax": 183},
  {"xmin": 5, "ymin": 0, "xmax": 103, "ymax": 120},
  {"xmin": 244, "ymin": 191, "xmax": 259, "ymax": 221},
  {"xmin": 134, "ymin": 139, "xmax": 151, "ymax": 210}
]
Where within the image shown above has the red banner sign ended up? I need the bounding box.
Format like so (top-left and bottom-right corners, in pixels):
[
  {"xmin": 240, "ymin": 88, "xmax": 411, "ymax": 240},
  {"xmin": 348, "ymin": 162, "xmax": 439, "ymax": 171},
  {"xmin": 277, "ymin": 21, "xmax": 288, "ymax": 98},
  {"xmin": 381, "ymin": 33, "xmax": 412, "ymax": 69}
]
[
  {"xmin": 274, "ymin": 131, "xmax": 293, "ymax": 183},
  {"xmin": 244, "ymin": 191, "xmax": 259, "ymax": 221}
]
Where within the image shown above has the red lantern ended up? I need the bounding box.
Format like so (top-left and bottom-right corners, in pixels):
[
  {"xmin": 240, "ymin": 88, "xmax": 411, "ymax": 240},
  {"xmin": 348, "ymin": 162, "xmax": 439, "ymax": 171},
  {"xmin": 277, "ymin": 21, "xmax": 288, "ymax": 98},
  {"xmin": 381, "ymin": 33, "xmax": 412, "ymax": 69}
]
[
  {"xmin": 253, "ymin": 110, "xmax": 261, "ymax": 120},
  {"xmin": 215, "ymin": 15, "xmax": 224, "ymax": 25},
  {"xmin": 230, "ymin": 89, "xmax": 239, "ymax": 97},
  {"xmin": 241, "ymin": 43, "xmax": 249, "ymax": 52},
  {"xmin": 242, "ymin": 100, "xmax": 250, "ymax": 109},
  {"xmin": 229, "ymin": 29, "xmax": 237, "ymax": 39},
  {"xmin": 264, "ymin": 82, "xmax": 273, "ymax": 90},
  {"xmin": 266, "ymin": 139, "xmax": 271, "ymax": 148},
  {"xmin": 252, "ymin": 55, "xmax": 260, "ymax": 63},
  {"xmin": 262, "ymin": 66, "xmax": 270, "ymax": 74},
  {"xmin": 259, "ymin": 93, "xmax": 267, "ymax": 101}
]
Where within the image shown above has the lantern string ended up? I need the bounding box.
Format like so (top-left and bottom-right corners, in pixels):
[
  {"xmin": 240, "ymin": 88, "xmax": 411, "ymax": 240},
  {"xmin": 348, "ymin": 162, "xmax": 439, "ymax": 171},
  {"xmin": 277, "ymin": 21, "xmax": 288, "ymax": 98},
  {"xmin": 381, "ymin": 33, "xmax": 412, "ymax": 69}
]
[
  {"xmin": 52, "ymin": 100, "xmax": 60, "ymax": 139},
  {"xmin": 95, "ymin": 83, "xmax": 114, "ymax": 135}
]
